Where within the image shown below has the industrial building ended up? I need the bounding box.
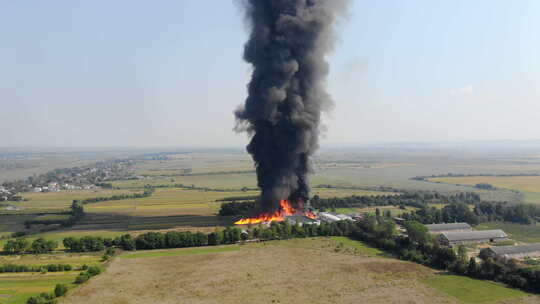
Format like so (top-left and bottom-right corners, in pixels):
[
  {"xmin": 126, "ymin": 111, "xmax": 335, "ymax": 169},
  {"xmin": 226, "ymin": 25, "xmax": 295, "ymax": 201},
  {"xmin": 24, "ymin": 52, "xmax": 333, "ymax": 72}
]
[
  {"xmin": 284, "ymin": 215, "xmax": 320, "ymax": 226},
  {"xmin": 485, "ymin": 243, "xmax": 540, "ymax": 260},
  {"xmin": 426, "ymin": 222, "xmax": 472, "ymax": 234},
  {"xmin": 318, "ymin": 212, "xmax": 353, "ymax": 223},
  {"xmin": 437, "ymin": 229, "xmax": 508, "ymax": 246}
]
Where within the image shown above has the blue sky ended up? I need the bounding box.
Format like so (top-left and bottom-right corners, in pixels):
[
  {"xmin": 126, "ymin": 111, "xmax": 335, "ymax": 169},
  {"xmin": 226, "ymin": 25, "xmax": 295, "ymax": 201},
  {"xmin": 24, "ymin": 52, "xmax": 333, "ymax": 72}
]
[{"xmin": 0, "ymin": 0, "xmax": 539, "ymax": 147}]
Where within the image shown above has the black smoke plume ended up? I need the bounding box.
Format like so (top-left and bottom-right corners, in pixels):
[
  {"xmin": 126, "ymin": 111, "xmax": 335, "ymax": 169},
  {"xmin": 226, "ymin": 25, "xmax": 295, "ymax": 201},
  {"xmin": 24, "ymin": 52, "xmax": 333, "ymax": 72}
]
[{"xmin": 235, "ymin": 0, "xmax": 349, "ymax": 213}]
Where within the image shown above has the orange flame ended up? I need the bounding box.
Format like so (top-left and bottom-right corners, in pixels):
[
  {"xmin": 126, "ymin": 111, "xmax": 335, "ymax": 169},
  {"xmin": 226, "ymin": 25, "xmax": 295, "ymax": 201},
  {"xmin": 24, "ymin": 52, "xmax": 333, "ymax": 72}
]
[{"xmin": 235, "ymin": 199, "xmax": 312, "ymax": 225}]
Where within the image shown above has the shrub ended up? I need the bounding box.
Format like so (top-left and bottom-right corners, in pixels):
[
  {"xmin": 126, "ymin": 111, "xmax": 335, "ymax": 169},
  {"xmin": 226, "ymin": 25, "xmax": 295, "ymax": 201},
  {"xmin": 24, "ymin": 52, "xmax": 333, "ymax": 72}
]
[
  {"xmin": 54, "ymin": 284, "xmax": 68, "ymax": 297},
  {"xmin": 74, "ymin": 273, "xmax": 90, "ymax": 284}
]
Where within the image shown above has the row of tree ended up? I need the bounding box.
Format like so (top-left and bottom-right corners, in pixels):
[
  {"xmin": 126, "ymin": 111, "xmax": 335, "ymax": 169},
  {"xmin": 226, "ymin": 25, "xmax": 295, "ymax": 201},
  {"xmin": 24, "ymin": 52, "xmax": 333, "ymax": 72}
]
[
  {"xmin": 0, "ymin": 263, "xmax": 73, "ymax": 273},
  {"xmin": 309, "ymin": 191, "xmax": 481, "ymax": 211},
  {"xmin": 402, "ymin": 201, "xmax": 540, "ymax": 225},
  {"xmin": 62, "ymin": 220, "xmax": 359, "ymax": 254},
  {"xmin": 411, "ymin": 173, "xmax": 540, "ymax": 181},
  {"xmin": 217, "ymin": 192, "xmax": 483, "ymax": 217},
  {"xmin": 3, "ymin": 238, "xmax": 58, "ymax": 254},
  {"xmin": 76, "ymin": 189, "xmax": 153, "ymax": 205}
]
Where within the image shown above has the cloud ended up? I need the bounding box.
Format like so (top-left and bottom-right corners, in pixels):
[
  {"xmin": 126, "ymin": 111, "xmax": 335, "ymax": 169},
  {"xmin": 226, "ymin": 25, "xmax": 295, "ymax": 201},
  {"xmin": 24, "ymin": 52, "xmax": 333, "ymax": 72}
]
[{"xmin": 450, "ymin": 85, "xmax": 473, "ymax": 96}]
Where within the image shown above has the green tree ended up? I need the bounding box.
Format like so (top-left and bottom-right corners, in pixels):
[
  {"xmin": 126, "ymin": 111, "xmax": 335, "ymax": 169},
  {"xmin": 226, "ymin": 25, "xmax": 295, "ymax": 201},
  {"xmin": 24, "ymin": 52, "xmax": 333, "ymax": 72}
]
[
  {"xmin": 467, "ymin": 257, "xmax": 478, "ymax": 277},
  {"xmin": 457, "ymin": 245, "xmax": 468, "ymax": 262},
  {"xmin": 30, "ymin": 238, "xmax": 58, "ymax": 254},
  {"xmin": 404, "ymin": 221, "xmax": 431, "ymax": 245},
  {"xmin": 3, "ymin": 238, "xmax": 28, "ymax": 254}
]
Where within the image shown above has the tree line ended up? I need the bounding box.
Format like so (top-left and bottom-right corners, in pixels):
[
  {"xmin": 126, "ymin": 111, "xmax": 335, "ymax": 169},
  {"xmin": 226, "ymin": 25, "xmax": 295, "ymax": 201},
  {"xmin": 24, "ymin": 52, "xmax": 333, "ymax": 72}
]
[
  {"xmin": 217, "ymin": 192, "xmax": 482, "ymax": 218},
  {"xmin": 0, "ymin": 263, "xmax": 73, "ymax": 273},
  {"xmin": 402, "ymin": 200, "xmax": 540, "ymax": 225},
  {"xmin": 411, "ymin": 173, "xmax": 540, "ymax": 181},
  {"xmin": 145, "ymin": 183, "xmax": 256, "ymax": 192},
  {"xmin": 3, "ymin": 238, "xmax": 58, "ymax": 254},
  {"xmin": 77, "ymin": 189, "xmax": 153, "ymax": 205},
  {"xmin": 310, "ymin": 192, "xmax": 481, "ymax": 211}
]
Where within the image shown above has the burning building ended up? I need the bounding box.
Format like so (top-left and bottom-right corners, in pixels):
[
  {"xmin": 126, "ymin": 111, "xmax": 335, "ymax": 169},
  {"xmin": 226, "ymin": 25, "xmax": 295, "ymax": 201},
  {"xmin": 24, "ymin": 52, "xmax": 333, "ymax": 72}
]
[{"xmin": 234, "ymin": 0, "xmax": 349, "ymax": 224}]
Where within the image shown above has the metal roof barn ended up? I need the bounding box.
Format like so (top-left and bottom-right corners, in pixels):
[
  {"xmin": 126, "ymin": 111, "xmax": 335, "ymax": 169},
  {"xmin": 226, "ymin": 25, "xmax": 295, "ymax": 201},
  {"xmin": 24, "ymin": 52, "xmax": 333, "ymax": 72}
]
[
  {"xmin": 426, "ymin": 222, "xmax": 472, "ymax": 232},
  {"xmin": 438, "ymin": 229, "xmax": 508, "ymax": 246}
]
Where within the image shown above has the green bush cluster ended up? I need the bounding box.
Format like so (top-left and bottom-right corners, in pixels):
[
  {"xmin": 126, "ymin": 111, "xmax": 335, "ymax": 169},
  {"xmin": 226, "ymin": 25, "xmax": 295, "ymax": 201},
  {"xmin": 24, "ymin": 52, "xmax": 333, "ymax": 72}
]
[
  {"xmin": 26, "ymin": 283, "xmax": 68, "ymax": 304},
  {"xmin": 0, "ymin": 264, "xmax": 72, "ymax": 273},
  {"xmin": 74, "ymin": 266, "xmax": 101, "ymax": 284}
]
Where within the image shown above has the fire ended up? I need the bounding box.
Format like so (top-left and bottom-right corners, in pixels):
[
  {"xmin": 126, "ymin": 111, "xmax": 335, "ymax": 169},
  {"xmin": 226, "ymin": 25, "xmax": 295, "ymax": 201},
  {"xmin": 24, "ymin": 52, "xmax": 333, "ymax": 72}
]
[{"xmin": 235, "ymin": 199, "xmax": 312, "ymax": 225}]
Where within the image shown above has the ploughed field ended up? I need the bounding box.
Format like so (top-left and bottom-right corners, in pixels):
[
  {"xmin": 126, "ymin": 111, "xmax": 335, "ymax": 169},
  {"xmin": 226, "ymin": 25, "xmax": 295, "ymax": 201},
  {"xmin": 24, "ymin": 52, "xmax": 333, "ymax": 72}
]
[{"xmin": 60, "ymin": 238, "xmax": 538, "ymax": 304}]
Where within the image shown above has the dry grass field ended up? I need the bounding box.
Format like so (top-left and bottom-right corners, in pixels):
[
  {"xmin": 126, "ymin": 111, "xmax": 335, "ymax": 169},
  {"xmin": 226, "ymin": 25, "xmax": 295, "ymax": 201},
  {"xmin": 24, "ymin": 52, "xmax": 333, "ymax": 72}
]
[{"xmin": 60, "ymin": 238, "xmax": 538, "ymax": 304}]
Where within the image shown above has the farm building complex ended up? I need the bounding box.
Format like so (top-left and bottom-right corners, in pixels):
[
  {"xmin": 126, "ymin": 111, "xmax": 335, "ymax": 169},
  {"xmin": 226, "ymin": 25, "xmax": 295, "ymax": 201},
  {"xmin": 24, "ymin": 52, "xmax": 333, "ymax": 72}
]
[
  {"xmin": 437, "ymin": 229, "xmax": 508, "ymax": 246},
  {"xmin": 425, "ymin": 222, "xmax": 472, "ymax": 234},
  {"xmin": 486, "ymin": 243, "xmax": 540, "ymax": 260}
]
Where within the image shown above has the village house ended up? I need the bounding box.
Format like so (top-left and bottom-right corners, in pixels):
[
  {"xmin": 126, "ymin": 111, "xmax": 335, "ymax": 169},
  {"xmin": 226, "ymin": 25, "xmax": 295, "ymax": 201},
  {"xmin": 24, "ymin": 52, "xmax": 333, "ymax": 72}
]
[
  {"xmin": 426, "ymin": 222, "xmax": 472, "ymax": 234},
  {"xmin": 485, "ymin": 243, "xmax": 540, "ymax": 260},
  {"xmin": 437, "ymin": 229, "xmax": 508, "ymax": 246}
]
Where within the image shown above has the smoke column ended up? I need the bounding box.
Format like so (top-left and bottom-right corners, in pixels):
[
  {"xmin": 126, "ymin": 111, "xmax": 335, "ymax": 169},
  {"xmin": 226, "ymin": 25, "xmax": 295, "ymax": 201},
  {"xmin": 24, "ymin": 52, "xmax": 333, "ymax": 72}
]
[{"xmin": 235, "ymin": 0, "xmax": 349, "ymax": 213}]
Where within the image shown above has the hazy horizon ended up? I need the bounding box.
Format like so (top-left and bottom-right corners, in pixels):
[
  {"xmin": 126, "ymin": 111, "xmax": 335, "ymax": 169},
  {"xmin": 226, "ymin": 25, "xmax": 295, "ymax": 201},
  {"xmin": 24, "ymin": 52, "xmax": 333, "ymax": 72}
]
[{"xmin": 1, "ymin": 0, "xmax": 539, "ymax": 148}]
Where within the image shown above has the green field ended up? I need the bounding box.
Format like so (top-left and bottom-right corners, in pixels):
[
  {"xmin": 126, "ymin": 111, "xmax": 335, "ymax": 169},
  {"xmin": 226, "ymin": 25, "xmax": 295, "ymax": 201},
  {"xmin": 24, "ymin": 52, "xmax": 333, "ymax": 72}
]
[
  {"xmin": 422, "ymin": 274, "xmax": 529, "ymax": 303},
  {"xmin": 0, "ymin": 250, "xmax": 104, "ymax": 304},
  {"xmin": 0, "ymin": 273, "xmax": 77, "ymax": 304},
  {"xmin": 330, "ymin": 236, "xmax": 387, "ymax": 256}
]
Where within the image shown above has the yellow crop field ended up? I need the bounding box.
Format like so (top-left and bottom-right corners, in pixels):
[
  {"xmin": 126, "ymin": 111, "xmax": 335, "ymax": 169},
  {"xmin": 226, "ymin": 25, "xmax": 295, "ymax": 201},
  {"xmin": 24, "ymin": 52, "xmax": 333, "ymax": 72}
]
[{"xmin": 15, "ymin": 189, "xmax": 141, "ymax": 212}]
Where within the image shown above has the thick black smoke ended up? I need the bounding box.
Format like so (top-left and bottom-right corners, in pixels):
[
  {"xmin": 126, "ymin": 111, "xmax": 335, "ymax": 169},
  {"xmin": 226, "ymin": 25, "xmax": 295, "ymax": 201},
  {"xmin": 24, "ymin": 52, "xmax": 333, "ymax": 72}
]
[{"xmin": 235, "ymin": 0, "xmax": 348, "ymax": 213}]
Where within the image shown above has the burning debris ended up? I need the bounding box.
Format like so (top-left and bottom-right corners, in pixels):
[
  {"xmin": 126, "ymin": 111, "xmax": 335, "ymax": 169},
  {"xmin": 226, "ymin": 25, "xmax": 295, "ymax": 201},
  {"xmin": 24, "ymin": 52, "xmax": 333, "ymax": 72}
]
[
  {"xmin": 234, "ymin": 0, "xmax": 349, "ymax": 223},
  {"xmin": 234, "ymin": 199, "xmax": 316, "ymax": 225}
]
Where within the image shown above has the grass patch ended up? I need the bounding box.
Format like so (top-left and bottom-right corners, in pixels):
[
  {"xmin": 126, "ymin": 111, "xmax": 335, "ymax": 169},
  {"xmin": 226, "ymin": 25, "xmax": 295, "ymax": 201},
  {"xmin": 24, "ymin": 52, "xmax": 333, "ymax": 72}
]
[
  {"xmin": 422, "ymin": 274, "xmax": 528, "ymax": 303},
  {"xmin": 119, "ymin": 246, "xmax": 240, "ymax": 259},
  {"xmin": 330, "ymin": 236, "xmax": 386, "ymax": 256}
]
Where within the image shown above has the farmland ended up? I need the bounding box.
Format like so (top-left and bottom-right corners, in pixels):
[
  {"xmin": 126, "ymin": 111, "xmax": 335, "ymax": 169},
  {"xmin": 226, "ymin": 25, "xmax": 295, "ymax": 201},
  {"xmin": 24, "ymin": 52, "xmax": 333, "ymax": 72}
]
[
  {"xmin": 60, "ymin": 238, "xmax": 540, "ymax": 304},
  {"xmin": 0, "ymin": 182, "xmax": 397, "ymax": 243},
  {"xmin": 0, "ymin": 252, "xmax": 102, "ymax": 304},
  {"xmin": 3, "ymin": 149, "xmax": 540, "ymax": 303},
  {"xmin": 428, "ymin": 176, "xmax": 540, "ymax": 204}
]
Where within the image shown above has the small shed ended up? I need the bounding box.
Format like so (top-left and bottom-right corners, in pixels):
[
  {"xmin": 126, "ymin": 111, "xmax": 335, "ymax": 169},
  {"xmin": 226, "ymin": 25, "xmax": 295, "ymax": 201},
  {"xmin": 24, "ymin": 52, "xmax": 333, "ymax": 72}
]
[
  {"xmin": 438, "ymin": 229, "xmax": 508, "ymax": 246},
  {"xmin": 486, "ymin": 243, "xmax": 540, "ymax": 260}
]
